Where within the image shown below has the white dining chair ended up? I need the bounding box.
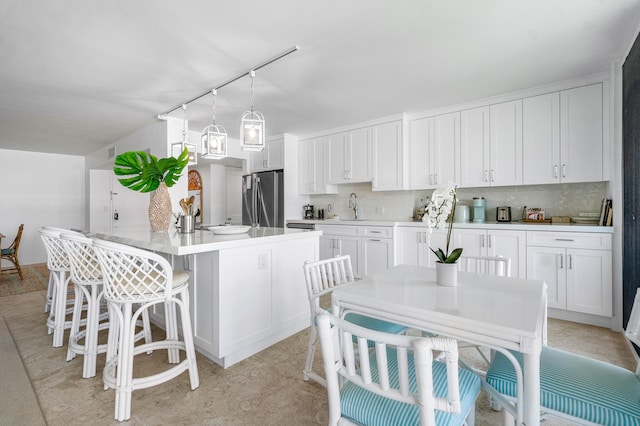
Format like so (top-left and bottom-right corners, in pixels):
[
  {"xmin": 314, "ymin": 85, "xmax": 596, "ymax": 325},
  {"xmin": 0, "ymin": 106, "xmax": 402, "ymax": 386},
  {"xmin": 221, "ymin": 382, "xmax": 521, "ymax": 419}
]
[
  {"xmin": 485, "ymin": 288, "xmax": 640, "ymax": 425},
  {"xmin": 303, "ymin": 255, "xmax": 407, "ymax": 386},
  {"xmin": 317, "ymin": 311, "xmax": 481, "ymax": 426},
  {"xmin": 92, "ymin": 238, "xmax": 199, "ymax": 421},
  {"xmin": 458, "ymin": 255, "xmax": 511, "ymax": 277}
]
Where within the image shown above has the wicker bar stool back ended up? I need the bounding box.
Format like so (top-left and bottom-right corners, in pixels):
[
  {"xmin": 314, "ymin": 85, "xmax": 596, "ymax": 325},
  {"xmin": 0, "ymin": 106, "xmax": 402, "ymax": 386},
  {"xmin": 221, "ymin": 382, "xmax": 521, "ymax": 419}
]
[{"xmin": 92, "ymin": 238, "xmax": 199, "ymax": 422}]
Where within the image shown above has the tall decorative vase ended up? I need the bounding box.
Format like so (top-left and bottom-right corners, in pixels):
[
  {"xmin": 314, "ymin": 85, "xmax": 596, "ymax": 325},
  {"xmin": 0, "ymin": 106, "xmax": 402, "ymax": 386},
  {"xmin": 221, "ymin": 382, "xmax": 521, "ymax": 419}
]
[
  {"xmin": 435, "ymin": 262, "xmax": 458, "ymax": 287},
  {"xmin": 148, "ymin": 182, "xmax": 172, "ymax": 232}
]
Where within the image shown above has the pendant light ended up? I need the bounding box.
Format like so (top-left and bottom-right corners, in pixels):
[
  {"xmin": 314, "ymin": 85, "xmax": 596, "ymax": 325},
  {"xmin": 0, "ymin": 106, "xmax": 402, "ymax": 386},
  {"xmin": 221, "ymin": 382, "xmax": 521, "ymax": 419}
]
[
  {"xmin": 171, "ymin": 104, "xmax": 197, "ymax": 165},
  {"xmin": 201, "ymin": 89, "xmax": 228, "ymax": 159},
  {"xmin": 240, "ymin": 70, "xmax": 265, "ymax": 152}
]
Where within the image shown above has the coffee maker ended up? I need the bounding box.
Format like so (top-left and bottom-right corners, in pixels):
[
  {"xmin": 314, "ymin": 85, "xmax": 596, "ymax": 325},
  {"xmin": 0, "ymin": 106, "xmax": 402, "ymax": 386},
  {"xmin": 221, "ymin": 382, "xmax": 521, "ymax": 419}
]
[{"xmin": 303, "ymin": 204, "xmax": 314, "ymax": 219}]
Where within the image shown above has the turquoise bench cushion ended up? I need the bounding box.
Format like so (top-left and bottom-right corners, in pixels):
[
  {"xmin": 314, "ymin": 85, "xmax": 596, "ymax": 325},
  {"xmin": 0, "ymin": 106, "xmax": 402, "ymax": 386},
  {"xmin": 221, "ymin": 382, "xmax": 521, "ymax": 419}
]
[
  {"xmin": 322, "ymin": 308, "xmax": 407, "ymax": 336},
  {"xmin": 1, "ymin": 248, "xmax": 14, "ymax": 255},
  {"xmin": 340, "ymin": 347, "xmax": 481, "ymax": 426},
  {"xmin": 486, "ymin": 346, "xmax": 640, "ymax": 425}
]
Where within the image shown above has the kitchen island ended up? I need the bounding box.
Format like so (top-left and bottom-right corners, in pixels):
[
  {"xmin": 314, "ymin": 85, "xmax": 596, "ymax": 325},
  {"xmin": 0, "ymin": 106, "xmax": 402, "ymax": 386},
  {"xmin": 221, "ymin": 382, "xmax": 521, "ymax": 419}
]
[{"xmin": 91, "ymin": 226, "xmax": 321, "ymax": 368}]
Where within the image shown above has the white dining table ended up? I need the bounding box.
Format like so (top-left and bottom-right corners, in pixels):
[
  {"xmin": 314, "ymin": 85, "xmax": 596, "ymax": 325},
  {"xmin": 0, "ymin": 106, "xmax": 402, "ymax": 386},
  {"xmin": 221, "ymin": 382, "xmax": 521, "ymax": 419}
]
[{"xmin": 331, "ymin": 264, "xmax": 547, "ymax": 426}]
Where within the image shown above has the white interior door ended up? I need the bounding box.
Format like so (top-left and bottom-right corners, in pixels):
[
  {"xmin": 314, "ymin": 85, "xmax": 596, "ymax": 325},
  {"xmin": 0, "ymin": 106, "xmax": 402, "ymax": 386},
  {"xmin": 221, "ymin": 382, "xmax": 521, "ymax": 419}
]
[
  {"xmin": 111, "ymin": 173, "xmax": 148, "ymax": 229},
  {"xmin": 89, "ymin": 169, "xmax": 112, "ymax": 232}
]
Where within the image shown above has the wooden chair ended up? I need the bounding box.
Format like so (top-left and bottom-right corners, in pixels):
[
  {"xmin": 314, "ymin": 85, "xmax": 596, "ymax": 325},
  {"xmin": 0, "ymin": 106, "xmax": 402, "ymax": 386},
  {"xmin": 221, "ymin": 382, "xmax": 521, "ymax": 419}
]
[
  {"xmin": 458, "ymin": 255, "xmax": 511, "ymax": 277},
  {"xmin": 303, "ymin": 255, "xmax": 407, "ymax": 386},
  {"xmin": 317, "ymin": 311, "xmax": 481, "ymax": 426},
  {"xmin": 1, "ymin": 224, "xmax": 24, "ymax": 280},
  {"xmin": 485, "ymin": 288, "xmax": 640, "ymax": 425}
]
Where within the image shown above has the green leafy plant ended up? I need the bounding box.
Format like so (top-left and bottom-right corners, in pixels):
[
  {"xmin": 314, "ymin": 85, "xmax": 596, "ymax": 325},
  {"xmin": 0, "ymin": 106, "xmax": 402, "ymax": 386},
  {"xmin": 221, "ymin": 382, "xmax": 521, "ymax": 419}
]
[
  {"xmin": 113, "ymin": 148, "xmax": 189, "ymax": 193},
  {"xmin": 424, "ymin": 184, "xmax": 463, "ymax": 263}
]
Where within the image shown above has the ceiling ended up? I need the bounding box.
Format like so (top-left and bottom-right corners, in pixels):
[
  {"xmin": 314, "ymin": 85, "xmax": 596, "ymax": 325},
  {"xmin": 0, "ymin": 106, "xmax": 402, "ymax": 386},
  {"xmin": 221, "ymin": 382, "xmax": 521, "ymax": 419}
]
[{"xmin": 2, "ymin": 0, "xmax": 640, "ymax": 157}]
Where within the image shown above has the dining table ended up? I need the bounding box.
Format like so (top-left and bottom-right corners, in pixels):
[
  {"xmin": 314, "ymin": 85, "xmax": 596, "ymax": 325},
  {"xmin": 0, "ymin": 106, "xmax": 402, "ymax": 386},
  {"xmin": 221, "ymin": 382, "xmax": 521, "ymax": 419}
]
[{"xmin": 331, "ymin": 264, "xmax": 547, "ymax": 426}]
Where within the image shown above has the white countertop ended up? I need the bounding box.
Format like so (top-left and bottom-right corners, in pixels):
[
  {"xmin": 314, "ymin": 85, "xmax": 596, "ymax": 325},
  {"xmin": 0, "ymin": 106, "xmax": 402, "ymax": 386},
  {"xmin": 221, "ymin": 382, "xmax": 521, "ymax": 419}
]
[
  {"xmin": 287, "ymin": 218, "xmax": 614, "ymax": 233},
  {"xmin": 90, "ymin": 226, "xmax": 322, "ymax": 255}
]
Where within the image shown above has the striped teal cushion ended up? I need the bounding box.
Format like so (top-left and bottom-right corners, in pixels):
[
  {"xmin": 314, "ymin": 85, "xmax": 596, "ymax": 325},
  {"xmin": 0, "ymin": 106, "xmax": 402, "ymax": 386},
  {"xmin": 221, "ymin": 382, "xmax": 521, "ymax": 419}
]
[
  {"xmin": 340, "ymin": 348, "xmax": 481, "ymax": 426},
  {"xmin": 486, "ymin": 347, "xmax": 640, "ymax": 425},
  {"xmin": 322, "ymin": 308, "xmax": 407, "ymax": 336}
]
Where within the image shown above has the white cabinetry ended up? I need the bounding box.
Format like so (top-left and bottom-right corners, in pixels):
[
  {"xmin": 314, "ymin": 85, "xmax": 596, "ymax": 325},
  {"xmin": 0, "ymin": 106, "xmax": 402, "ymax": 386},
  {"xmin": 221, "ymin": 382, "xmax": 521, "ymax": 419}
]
[
  {"xmin": 526, "ymin": 231, "xmax": 612, "ymax": 317},
  {"xmin": 318, "ymin": 224, "xmax": 394, "ymax": 278},
  {"xmin": 298, "ymin": 137, "xmax": 336, "ymax": 195},
  {"xmin": 559, "ymin": 83, "xmax": 604, "ymax": 183},
  {"xmin": 372, "ymin": 120, "xmax": 403, "ymax": 191},
  {"xmin": 327, "ymin": 127, "xmax": 372, "ymax": 184},
  {"xmin": 250, "ymin": 136, "xmax": 284, "ymax": 172},
  {"xmin": 410, "ymin": 112, "xmax": 459, "ymax": 189},
  {"xmin": 523, "ymin": 84, "xmax": 604, "ymax": 184},
  {"xmin": 460, "ymin": 100, "xmax": 522, "ymax": 187},
  {"xmin": 395, "ymin": 227, "xmax": 449, "ymax": 268},
  {"xmin": 454, "ymin": 228, "xmax": 526, "ymax": 278}
]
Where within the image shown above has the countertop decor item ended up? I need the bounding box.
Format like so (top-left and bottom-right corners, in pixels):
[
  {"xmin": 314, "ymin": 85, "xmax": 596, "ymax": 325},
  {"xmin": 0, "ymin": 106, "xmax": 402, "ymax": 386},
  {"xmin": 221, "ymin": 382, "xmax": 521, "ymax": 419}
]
[
  {"xmin": 113, "ymin": 147, "xmax": 189, "ymax": 232},
  {"xmin": 423, "ymin": 184, "xmax": 462, "ymax": 286}
]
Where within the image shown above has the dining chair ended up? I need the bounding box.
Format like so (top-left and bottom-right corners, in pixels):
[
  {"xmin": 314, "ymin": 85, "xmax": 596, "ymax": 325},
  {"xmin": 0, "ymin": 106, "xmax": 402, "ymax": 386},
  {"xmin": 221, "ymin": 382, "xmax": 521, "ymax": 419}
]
[
  {"xmin": 303, "ymin": 255, "xmax": 407, "ymax": 386},
  {"xmin": 92, "ymin": 238, "xmax": 199, "ymax": 421},
  {"xmin": 457, "ymin": 255, "xmax": 511, "ymax": 277},
  {"xmin": 317, "ymin": 311, "xmax": 481, "ymax": 426},
  {"xmin": 484, "ymin": 288, "xmax": 640, "ymax": 425},
  {"xmin": 1, "ymin": 224, "xmax": 24, "ymax": 280}
]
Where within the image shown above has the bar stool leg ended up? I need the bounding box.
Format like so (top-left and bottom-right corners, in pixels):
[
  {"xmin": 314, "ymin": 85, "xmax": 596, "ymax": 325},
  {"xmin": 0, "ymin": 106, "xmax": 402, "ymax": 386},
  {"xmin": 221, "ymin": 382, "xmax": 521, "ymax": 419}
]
[
  {"xmin": 165, "ymin": 300, "xmax": 179, "ymax": 364},
  {"xmin": 115, "ymin": 303, "xmax": 135, "ymax": 422},
  {"xmin": 179, "ymin": 288, "xmax": 200, "ymax": 389},
  {"xmin": 52, "ymin": 271, "xmax": 70, "ymax": 347},
  {"xmin": 44, "ymin": 272, "xmax": 54, "ymax": 314},
  {"xmin": 66, "ymin": 284, "xmax": 86, "ymax": 361}
]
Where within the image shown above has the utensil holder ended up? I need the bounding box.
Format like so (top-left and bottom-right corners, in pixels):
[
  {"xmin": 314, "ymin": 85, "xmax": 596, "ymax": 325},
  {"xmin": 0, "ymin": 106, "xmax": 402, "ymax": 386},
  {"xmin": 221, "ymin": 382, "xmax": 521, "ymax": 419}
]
[{"xmin": 179, "ymin": 215, "xmax": 195, "ymax": 233}]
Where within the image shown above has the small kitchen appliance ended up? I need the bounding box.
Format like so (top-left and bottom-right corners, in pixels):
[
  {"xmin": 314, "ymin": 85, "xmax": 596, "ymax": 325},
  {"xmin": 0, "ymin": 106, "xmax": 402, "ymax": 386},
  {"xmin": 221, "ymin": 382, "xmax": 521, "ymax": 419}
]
[
  {"xmin": 304, "ymin": 204, "xmax": 314, "ymax": 219},
  {"xmin": 496, "ymin": 206, "xmax": 512, "ymax": 222},
  {"xmin": 473, "ymin": 197, "xmax": 486, "ymax": 223}
]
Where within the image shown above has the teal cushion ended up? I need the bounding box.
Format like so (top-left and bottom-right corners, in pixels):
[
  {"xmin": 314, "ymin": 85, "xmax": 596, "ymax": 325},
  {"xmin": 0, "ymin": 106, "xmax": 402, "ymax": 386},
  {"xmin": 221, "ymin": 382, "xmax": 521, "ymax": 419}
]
[
  {"xmin": 340, "ymin": 347, "xmax": 481, "ymax": 426},
  {"xmin": 486, "ymin": 346, "xmax": 640, "ymax": 425},
  {"xmin": 320, "ymin": 309, "xmax": 407, "ymax": 346},
  {"xmin": 1, "ymin": 248, "xmax": 15, "ymax": 255}
]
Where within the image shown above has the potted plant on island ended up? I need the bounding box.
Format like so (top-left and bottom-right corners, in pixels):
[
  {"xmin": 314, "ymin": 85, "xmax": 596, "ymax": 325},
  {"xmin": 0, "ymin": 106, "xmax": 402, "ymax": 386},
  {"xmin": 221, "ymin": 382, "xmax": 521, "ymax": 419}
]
[
  {"xmin": 113, "ymin": 147, "xmax": 189, "ymax": 232},
  {"xmin": 423, "ymin": 184, "xmax": 462, "ymax": 286}
]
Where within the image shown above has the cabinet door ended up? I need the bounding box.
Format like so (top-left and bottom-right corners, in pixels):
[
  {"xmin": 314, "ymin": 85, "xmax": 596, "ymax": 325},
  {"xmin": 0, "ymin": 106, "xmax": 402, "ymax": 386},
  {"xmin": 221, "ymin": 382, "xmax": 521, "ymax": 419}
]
[
  {"xmin": 298, "ymin": 139, "xmax": 314, "ymax": 194},
  {"xmin": 250, "ymin": 148, "xmax": 265, "ymax": 172},
  {"xmin": 523, "ymin": 92, "xmax": 560, "ymax": 185},
  {"xmin": 326, "ymin": 132, "xmax": 347, "ymax": 184},
  {"xmin": 560, "ymin": 83, "xmax": 603, "ymax": 183},
  {"xmin": 409, "ymin": 117, "xmax": 434, "ymax": 189},
  {"xmin": 566, "ymin": 248, "xmax": 612, "ymax": 316},
  {"xmin": 433, "ymin": 112, "xmax": 460, "ymax": 187},
  {"xmin": 266, "ymin": 137, "xmax": 284, "ymax": 170},
  {"xmin": 453, "ymin": 228, "xmax": 485, "ymax": 257},
  {"xmin": 396, "ymin": 227, "xmax": 423, "ymax": 266},
  {"xmin": 527, "ymin": 246, "xmax": 566, "ymax": 309},
  {"xmin": 319, "ymin": 235, "xmax": 337, "ymax": 260},
  {"xmin": 362, "ymin": 237, "xmax": 393, "ymax": 277},
  {"xmin": 337, "ymin": 235, "xmax": 362, "ymax": 278},
  {"xmin": 348, "ymin": 127, "xmax": 372, "ymax": 182},
  {"xmin": 373, "ymin": 121, "xmax": 403, "ymax": 191},
  {"xmin": 490, "ymin": 100, "xmax": 522, "ymax": 186},
  {"xmin": 426, "ymin": 229, "xmax": 450, "ymax": 267},
  {"xmin": 460, "ymin": 106, "xmax": 490, "ymax": 187},
  {"xmin": 488, "ymin": 229, "xmax": 526, "ymax": 278}
]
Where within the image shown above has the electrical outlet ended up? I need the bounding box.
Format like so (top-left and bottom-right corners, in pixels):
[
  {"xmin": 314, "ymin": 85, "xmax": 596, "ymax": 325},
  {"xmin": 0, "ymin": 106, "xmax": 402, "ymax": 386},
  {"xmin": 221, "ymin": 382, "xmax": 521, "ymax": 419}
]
[{"xmin": 258, "ymin": 252, "xmax": 268, "ymax": 269}]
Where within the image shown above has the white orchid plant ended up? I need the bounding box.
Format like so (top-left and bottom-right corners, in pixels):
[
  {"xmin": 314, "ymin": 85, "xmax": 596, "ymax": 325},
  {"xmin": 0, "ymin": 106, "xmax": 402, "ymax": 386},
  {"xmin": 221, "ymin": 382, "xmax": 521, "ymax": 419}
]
[{"xmin": 423, "ymin": 184, "xmax": 463, "ymax": 264}]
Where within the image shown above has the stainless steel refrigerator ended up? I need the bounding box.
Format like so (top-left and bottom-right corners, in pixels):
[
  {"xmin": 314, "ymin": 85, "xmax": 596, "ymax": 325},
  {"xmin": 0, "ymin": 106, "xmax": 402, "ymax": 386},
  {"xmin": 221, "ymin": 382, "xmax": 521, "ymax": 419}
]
[{"xmin": 242, "ymin": 170, "xmax": 284, "ymax": 228}]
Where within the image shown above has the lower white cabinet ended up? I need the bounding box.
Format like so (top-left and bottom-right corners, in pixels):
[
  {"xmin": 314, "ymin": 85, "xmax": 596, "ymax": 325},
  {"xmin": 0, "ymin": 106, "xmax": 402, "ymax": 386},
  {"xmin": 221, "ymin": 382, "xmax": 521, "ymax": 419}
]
[
  {"xmin": 454, "ymin": 228, "xmax": 526, "ymax": 278},
  {"xmin": 318, "ymin": 224, "xmax": 393, "ymax": 278},
  {"xmin": 395, "ymin": 227, "xmax": 448, "ymax": 268},
  {"xmin": 526, "ymin": 231, "xmax": 612, "ymax": 317}
]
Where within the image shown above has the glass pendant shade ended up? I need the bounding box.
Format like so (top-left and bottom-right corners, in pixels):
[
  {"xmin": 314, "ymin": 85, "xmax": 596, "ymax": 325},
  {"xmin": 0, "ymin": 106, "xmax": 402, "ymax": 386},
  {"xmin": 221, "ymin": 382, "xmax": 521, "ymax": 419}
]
[
  {"xmin": 201, "ymin": 124, "xmax": 228, "ymax": 159},
  {"xmin": 240, "ymin": 110, "xmax": 265, "ymax": 152}
]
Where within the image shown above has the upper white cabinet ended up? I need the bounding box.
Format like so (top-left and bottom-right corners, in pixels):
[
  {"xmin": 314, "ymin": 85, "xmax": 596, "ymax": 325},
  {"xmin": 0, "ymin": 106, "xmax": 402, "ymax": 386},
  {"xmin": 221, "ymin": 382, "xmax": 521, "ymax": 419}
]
[
  {"xmin": 298, "ymin": 137, "xmax": 336, "ymax": 195},
  {"xmin": 460, "ymin": 106, "xmax": 490, "ymax": 187},
  {"xmin": 523, "ymin": 84, "xmax": 603, "ymax": 184},
  {"xmin": 522, "ymin": 92, "xmax": 561, "ymax": 184},
  {"xmin": 250, "ymin": 136, "xmax": 284, "ymax": 172},
  {"xmin": 560, "ymin": 83, "xmax": 604, "ymax": 183},
  {"xmin": 372, "ymin": 120, "xmax": 403, "ymax": 191},
  {"xmin": 461, "ymin": 101, "xmax": 522, "ymax": 187},
  {"xmin": 326, "ymin": 127, "xmax": 372, "ymax": 184},
  {"xmin": 410, "ymin": 112, "xmax": 459, "ymax": 189}
]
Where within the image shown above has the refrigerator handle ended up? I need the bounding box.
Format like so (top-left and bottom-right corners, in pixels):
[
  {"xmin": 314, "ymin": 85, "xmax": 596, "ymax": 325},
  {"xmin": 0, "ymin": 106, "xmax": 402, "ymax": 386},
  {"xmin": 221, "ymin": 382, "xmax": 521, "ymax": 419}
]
[{"xmin": 256, "ymin": 177, "xmax": 272, "ymax": 227}]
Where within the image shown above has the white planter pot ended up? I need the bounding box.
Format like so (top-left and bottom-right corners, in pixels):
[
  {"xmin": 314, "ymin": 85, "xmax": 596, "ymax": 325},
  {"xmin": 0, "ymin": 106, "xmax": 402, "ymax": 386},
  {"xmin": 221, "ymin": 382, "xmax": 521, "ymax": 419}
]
[{"xmin": 435, "ymin": 262, "xmax": 458, "ymax": 287}]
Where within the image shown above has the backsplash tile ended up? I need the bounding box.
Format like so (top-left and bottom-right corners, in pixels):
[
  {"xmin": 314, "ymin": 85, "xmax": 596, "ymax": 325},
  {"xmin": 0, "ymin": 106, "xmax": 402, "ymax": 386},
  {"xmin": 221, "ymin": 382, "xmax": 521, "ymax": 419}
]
[{"xmin": 308, "ymin": 182, "xmax": 609, "ymax": 221}]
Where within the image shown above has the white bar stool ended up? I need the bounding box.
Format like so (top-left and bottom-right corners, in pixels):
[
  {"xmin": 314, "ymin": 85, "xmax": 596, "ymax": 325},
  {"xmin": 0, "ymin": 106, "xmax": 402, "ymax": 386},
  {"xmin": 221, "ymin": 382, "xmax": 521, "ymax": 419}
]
[
  {"xmin": 93, "ymin": 238, "xmax": 200, "ymax": 422},
  {"xmin": 39, "ymin": 227, "xmax": 83, "ymax": 347}
]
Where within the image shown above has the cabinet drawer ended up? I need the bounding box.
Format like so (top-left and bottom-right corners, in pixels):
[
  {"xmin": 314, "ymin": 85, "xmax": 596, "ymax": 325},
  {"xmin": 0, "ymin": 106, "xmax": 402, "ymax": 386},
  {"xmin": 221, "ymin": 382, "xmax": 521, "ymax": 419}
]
[
  {"xmin": 363, "ymin": 227, "xmax": 393, "ymax": 238},
  {"xmin": 316, "ymin": 224, "xmax": 360, "ymax": 236},
  {"xmin": 527, "ymin": 231, "xmax": 612, "ymax": 250}
]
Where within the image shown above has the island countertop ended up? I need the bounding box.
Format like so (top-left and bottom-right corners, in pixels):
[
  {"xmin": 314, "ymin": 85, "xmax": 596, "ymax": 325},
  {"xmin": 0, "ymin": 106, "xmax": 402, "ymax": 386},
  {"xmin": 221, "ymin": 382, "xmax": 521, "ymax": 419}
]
[{"xmin": 90, "ymin": 226, "xmax": 322, "ymax": 256}]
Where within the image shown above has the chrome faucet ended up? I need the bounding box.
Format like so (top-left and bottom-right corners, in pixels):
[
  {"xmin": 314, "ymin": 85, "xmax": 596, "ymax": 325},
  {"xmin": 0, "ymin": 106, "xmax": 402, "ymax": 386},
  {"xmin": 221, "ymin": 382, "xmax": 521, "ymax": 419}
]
[{"xmin": 349, "ymin": 193, "xmax": 358, "ymax": 220}]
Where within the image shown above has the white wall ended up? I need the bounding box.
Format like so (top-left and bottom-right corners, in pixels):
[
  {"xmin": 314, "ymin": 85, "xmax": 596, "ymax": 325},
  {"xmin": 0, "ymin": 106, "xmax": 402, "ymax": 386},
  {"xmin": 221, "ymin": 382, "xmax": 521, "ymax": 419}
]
[{"xmin": 0, "ymin": 149, "xmax": 85, "ymax": 265}]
